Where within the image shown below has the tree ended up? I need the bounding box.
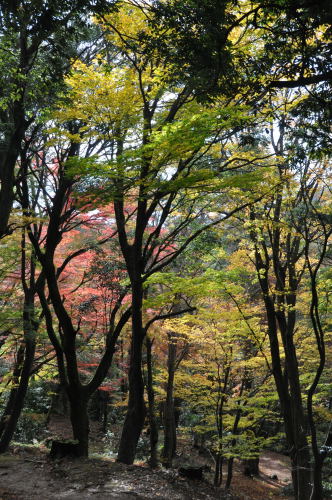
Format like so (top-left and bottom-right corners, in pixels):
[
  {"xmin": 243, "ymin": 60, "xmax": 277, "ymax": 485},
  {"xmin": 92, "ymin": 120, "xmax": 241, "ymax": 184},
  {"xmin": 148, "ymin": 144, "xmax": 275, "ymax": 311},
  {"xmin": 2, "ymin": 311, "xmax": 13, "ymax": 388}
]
[
  {"xmin": 0, "ymin": 224, "xmax": 39, "ymax": 452},
  {"xmin": 65, "ymin": 2, "xmax": 272, "ymax": 464},
  {"xmin": 0, "ymin": 0, "xmax": 115, "ymax": 238},
  {"xmin": 161, "ymin": 262, "xmax": 274, "ymax": 488},
  {"xmin": 254, "ymin": 0, "xmax": 332, "ymax": 89},
  {"xmin": 17, "ymin": 130, "xmax": 131, "ymax": 456},
  {"xmin": 161, "ymin": 314, "xmax": 190, "ymax": 468},
  {"xmin": 239, "ymin": 97, "xmax": 332, "ymax": 499}
]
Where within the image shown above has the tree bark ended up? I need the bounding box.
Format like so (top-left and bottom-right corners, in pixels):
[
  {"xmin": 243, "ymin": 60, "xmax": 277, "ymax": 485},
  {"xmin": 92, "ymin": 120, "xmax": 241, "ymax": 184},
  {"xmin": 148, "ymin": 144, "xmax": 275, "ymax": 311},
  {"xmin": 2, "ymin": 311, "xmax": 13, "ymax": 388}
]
[
  {"xmin": 0, "ymin": 336, "xmax": 35, "ymax": 452},
  {"xmin": 117, "ymin": 283, "xmax": 146, "ymax": 464},
  {"xmin": 162, "ymin": 335, "xmax": 177, "ymax": 467},
  {"xmin": 145, "ymin": 337, "xmax": 159, "ymax": 467},
  {"xmin": 214, "ymin": 365, "xmax": 230, "ymax": 486},
  {"xmin": 117, "ymin": 333, "xmax": 146, "ymax": 463},
  {"xmin": 0, "ymin": 236, "xmax": 37, "ymax": 453},
  {"xmin": 310, "ymin": 460, "xmax": 323, "ymax": 500},
  {"xmin": 67, "ymin": 387, "xmax": 89, "ymax": 457},
  {"xmin": 0, "ymin": 293, "xmax": 36, "ymax": 453},
  {"xmin": 0, "ymin": 86, "xmax": 27, "ymax": 238},
  {"xmin": 214, "ymin": 454, "xmax": 223, "ymax": 487},
  {"xmin": 0, "ymin": 344, "xmax": 25, "ymax": 438}
]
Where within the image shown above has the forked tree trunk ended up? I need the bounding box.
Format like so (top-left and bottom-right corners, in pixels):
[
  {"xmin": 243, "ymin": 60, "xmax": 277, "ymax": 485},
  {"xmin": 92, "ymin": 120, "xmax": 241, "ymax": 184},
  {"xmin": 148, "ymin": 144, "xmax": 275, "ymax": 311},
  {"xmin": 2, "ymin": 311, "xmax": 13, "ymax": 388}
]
[{"xmin": 250, "ymin": 197, "xmax": 312, "ymax": 500}]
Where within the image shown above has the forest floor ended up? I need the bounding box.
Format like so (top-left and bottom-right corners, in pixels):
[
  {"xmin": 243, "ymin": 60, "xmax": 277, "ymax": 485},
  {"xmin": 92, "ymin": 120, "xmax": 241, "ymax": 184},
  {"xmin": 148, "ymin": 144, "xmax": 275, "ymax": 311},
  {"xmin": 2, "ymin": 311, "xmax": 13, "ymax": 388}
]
[
  {"xmin": 0, "ymin": 446, "xmax": 292, "ymax": 500},
  {"xmin": 0, "ymin": 416, "xmax": 293, "ymax": 499}
]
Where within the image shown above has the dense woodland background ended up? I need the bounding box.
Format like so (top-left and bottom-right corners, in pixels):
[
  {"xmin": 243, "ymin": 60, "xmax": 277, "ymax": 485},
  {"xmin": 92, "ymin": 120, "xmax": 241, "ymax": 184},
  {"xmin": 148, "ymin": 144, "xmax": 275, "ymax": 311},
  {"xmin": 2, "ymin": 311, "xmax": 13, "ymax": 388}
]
[{"xmin": 0, "ymin": 1, "xmax": 331, "ymax": 499}]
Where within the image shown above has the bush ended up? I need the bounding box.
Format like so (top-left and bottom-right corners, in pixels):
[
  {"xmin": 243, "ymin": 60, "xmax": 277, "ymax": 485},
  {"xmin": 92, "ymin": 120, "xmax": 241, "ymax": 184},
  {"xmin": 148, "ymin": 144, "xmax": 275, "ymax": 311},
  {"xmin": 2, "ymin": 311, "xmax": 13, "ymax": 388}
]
[
  {"xmin": 10, "ymin": 382, "xmax": 51, "ymax": 444},
  {"xmin": 13, "ymin": 412, "xmax": 47, "ymax": 444},
  {"xmin": 323, "ymin": 482, "xmax": 332, "ymax": 498},
  {"xmin": 280, "ymin": 483, "xmax": 294, "ymax": 496},
  {"xmin": 135, "ymin": 435, "xmax": 150, "ymax": 460}
]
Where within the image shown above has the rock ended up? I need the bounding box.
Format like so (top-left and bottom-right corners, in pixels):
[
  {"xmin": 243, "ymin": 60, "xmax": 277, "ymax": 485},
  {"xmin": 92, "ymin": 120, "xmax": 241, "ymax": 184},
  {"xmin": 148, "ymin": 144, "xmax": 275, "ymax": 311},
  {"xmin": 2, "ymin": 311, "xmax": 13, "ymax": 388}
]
[
  {"xmin": 87, "ymin": 487, "xmax": 100, "ymax": 493},
  {"xmin": 178, "ymin": 466, "xmax": 204, "ymax": 480},
  {"xmin": 243, "ymin": 457, "xmax": 259, "ymax": 477},
  {"xmin": 49, "ymin": 440, "xmax": 81, "ymax": 459}
]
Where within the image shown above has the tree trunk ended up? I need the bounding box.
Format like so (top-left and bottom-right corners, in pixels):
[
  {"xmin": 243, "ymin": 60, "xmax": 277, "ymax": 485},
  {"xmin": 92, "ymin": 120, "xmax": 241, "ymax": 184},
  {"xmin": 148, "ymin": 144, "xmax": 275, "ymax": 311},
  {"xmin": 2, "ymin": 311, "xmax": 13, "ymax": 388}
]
[
  {"xmin": 0, "ymin": 101, "xmax": 26, "ymax": 238},
  {"xmin": 117, "ymin": 285, "xmax": 146, "ymax": 464},
  {"xmin": 289, "ymin": 442, "xmax": 311, "ymax": 500},
  {"xmin": 67, "ymin": 387, "xmax": 89, "ymax": 457},
  {"xmin": 214, "ymin": 365, "xmax": 230, "ymax": 486},
  {"xmin": 214, "ymin": 453, "xmax": 223, "ymax": 487},
  {"xmin": 255, "ymin": 254, "xmax": 311, "ymax": 500},
  {"xmin": 162, "ymin": 336, "xmax": 177, "ymax": 467},
  {"xmin": 225, "ymin": 457, "xmax": 234, "ymax": 490},
  {"xmin": 310, "ymin": 457, "xmax": 323, "ymax": 500},
  {"xmin": 117, "ymin": 333, "xmax": 146, "ymax": 463},
  {"xmin": 145, "ymin": 337, "xmax": 159, "ymax": 467},
  {"xmin": 0, "ymin": 336, "xmax": 36, "ymax": 452},
  {"xmin": 278, "ymin": 325, "xmax": 311, "ymax": 499},
  {"xmin": 225, "ymin": 381, "xmax": 244, "ymax": 490},
  {"xmin": 0, "ymin": 344, "xmax": 25, "ymax": 438},
  {"xmin": 0, "ymin": 271, "xmax": 36, "ymax": 454}
]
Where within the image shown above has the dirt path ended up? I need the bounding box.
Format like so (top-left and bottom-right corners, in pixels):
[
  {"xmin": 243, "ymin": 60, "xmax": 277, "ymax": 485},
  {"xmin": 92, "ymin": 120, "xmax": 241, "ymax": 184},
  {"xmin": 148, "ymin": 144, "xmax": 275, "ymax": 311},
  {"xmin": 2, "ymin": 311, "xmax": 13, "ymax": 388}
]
[
  {"xmin": 225, "ymin": 451, "xmax": 292, "ymax": 500},
  {"xmin": 259, "ymin": 450, "xmax": 291, "ymax": 484}
]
